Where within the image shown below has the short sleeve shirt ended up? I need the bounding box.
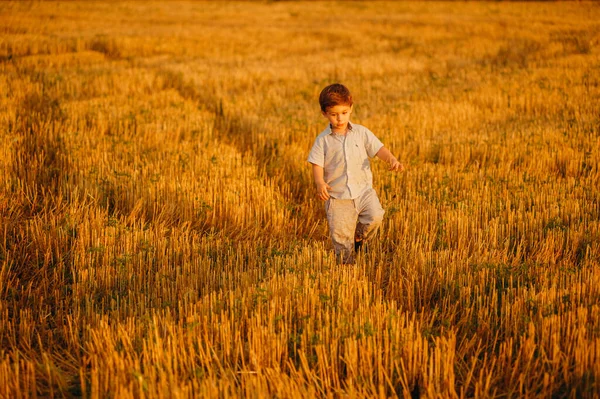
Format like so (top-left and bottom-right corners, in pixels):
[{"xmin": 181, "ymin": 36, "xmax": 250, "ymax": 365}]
[{"xmin": 307, "ymin": 122, "xmax": 384, "ymax": 200}]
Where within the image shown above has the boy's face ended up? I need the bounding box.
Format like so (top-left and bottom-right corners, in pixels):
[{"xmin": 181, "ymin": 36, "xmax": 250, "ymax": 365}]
[{"xmin": 322, "ymin": 104, "xmax": 353, "ymax": 132}]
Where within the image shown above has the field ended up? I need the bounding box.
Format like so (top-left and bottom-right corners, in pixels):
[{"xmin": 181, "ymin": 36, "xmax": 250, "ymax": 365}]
[{"xmin": 1, "ymin": 1, "xmax": 600, "ymax": 397}]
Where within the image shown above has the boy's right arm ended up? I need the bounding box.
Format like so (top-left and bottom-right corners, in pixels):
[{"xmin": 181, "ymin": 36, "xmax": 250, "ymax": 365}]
[{"xmin": 311, "ymin": 163, "xmax": 331, "ymax": 201}]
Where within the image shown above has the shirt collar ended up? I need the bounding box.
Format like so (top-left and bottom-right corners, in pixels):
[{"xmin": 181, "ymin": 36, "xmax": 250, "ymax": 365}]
[{"xmin": 328, "ymin": 121, "xmax": 353, "ymax": 135}]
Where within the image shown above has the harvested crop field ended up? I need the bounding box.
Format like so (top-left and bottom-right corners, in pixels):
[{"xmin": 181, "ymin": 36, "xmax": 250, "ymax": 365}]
[{"xmin": 1, "ymin": 1, "xmax": 600, "ymax": 397}]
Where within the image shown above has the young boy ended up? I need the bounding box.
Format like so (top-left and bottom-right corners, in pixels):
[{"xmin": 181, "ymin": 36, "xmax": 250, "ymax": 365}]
[{"xmin": 307, "ymin": 83, "xmax": 404, "ymax": 264}]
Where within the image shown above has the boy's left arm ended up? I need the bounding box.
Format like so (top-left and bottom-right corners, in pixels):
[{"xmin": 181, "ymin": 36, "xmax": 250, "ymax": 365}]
[{"xmin": 376, "ymin": 147, "xmax": 405, "ymax": 172}]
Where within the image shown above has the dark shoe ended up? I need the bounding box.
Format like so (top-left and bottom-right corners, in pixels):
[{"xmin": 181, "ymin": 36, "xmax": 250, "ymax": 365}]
[{"xmin": 355, "ymin": 240, "xmax": 368, "ymax": 254}]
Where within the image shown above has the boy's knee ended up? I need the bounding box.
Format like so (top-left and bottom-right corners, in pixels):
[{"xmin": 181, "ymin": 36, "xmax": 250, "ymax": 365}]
[
  {"xmin": 368, "ymin": 209, "xmax": 385, "ymax": 226},
  {"xmin": 374, "ymin": 210, "xmax": 385, "ymax": 224}
]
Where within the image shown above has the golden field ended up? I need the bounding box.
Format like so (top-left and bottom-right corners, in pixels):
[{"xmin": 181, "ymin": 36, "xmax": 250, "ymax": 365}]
[{"xmin": 1, "ymin": 1, "xmax": 599, "ymax": 397}]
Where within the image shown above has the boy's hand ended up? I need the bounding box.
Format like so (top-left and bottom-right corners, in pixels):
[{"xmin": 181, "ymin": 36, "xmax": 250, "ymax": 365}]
[
  {"xmin": 316, "ymin": 182, "xmax": 332, "ymax": 201},
  {"xmin": 389, "ymin": 158, "xmax": 405, "ymax": 172},
  {"xmin": 375, "ymin": 147, "xmax": 404, "ymax": 172}
]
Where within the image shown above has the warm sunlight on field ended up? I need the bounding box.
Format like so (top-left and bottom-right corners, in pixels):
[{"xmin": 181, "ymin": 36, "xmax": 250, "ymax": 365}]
[{"xmin": 1, "ymin": 1, "xmax": 599, "ymax": 397}]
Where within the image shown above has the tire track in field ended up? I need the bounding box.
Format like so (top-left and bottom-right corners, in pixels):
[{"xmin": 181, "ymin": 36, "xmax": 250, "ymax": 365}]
[{"xmin": 153, "ymin": 67, "xmax": 321, "ymax": 238}]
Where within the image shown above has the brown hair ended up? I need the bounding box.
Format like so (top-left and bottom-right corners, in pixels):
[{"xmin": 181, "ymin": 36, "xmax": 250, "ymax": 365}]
[{"xmin": 319, "ymin": 83, "xmax": 353, "ymax": 112}]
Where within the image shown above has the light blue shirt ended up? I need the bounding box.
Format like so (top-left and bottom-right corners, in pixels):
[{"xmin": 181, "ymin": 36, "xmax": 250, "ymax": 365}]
[{"xmin": 307, "ymin": 122, "xmax": 384, "ymax": 200}]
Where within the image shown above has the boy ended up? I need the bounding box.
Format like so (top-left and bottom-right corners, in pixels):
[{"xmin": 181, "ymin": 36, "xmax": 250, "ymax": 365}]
[{"xmin": 307, "ymin": 83, "xmax": 404, "ymax": 264}]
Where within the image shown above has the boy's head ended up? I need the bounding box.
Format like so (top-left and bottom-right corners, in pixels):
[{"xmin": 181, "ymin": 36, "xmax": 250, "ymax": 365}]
[
  {"xmin": 319, "ymin": 83, "xmax": 353, "ymax": 112},
  {"xmin": 319, "ymin": 83, "xmax": 354, "ymax": 131}
]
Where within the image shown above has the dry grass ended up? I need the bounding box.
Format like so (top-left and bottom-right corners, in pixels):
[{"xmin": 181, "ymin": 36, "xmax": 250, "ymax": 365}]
[{"xmin": 1, "ymin": 1, "xmax": 600, "ymax": 397}]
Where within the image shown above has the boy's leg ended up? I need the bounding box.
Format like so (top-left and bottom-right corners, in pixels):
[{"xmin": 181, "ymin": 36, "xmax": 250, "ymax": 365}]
[
  {"xmin": 354, "ymin": 188, "xmax": 385, "ymax": 243},
  {"xmin": 325, "ymin": 198, "xmax": 358, "ymax": 264}
]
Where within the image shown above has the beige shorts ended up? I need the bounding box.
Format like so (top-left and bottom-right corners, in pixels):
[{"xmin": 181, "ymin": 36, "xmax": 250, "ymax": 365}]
[{"xmin": 325, "ymin": 188, "xmax": 385, "ymax": 264}]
